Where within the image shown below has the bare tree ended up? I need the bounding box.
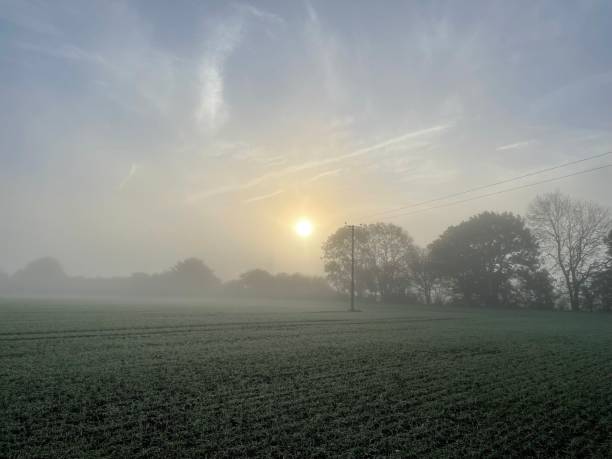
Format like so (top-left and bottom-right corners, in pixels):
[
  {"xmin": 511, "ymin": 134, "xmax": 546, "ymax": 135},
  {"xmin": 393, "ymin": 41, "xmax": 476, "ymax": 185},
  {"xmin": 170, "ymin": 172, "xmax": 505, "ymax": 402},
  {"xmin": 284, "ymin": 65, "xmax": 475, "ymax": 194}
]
[
  {"xmin": 411, "ymin": 247, "xmax": 438, "ymax": 305},
  {"xmin": 527, "ymin": 191, "xmax": 611, "ymax": 310}
]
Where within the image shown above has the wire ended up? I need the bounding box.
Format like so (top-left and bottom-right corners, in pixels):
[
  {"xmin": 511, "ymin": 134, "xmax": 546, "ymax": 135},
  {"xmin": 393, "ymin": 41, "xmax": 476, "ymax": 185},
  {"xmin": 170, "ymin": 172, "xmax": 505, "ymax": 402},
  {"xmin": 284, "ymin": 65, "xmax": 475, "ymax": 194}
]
[
  {"xmin": 358, "ymin": 150, "xmax": 612, "ymax": 220},
  {"xmin": 372, "ymin": 163, "xmax": 612, "ymax": 221}
]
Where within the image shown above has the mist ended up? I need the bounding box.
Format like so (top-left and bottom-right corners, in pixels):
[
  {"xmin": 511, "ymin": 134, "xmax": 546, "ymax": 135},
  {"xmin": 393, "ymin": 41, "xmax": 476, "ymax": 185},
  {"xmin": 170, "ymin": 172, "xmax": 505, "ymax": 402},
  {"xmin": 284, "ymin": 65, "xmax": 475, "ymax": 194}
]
[
  {"xmin": 2, "ymin": 2, "xmax": 612, "ymax": 458},
  {"xmin": 2, "ymin": 1, "xmax": 612, "ymax": 280}
]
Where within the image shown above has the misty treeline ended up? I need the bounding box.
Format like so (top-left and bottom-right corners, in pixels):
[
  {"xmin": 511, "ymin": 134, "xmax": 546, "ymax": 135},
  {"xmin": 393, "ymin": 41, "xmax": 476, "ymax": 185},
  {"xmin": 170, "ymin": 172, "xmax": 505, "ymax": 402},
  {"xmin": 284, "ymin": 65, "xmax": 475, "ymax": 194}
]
[
  {"xmin": 0, "ymin": 258, "xmax": 335, "ymax": 300},
  {"xmin": 322, "ymin": 191, "xmax": 612, "ymax": 311},
  {"xmin": 2, "ymin": 191, "xmax": 611, "ymax": 310}
]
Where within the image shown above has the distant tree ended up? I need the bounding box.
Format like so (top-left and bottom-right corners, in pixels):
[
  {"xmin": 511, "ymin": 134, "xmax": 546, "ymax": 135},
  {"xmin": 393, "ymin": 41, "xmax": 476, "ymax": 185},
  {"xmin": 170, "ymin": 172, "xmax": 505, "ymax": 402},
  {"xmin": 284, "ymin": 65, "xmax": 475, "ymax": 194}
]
[
  {"xmin": 160, "ymin": 258, "xmax": 221, "ymax": 295},
  {"xmin": 364, "ymin": 223, "xmax": 418, "ymax": 302},
  {"xmin": 322, "ymin": 223, "xmax": 417, "ymax": 302},
  {"xmin": 410, "ymin": 247, "xmax": 439, "ymax": 305},
  {"xmin": 126, "ymin": 272, "xmax": 152, "ymax": 296},
  {"xmin": 2, "ymin": 257, "xmax": 228, "ymax": 298},
  {"xmin": 430, "ymin": 212, "xmax": 547, "ymax": 308},
  {"xmin": 273, "ymin": 272, "xmax": 335, "ymax": 299},
  {"xmin": 321, "ymin": 225, "xmax": 372, "ymax": 297},
  {"xmin": 527, "ymin": 192, "xmax": 611, "ymax": 310},
  {"xmin": 12, "ymin": 257, "xmax": 66, "ymax": 281},
  {"xmin": 585, "ymin": 229, "xmax": 612, "ymax": 311},
  {"xmin": 514, "ymin": 268, "xmax": 557, "ymax": 310},
  {"xmin": 0, "ymin": 269, "xmax": 8, "ymax": 292},
  {"xmin": 224, "ymin": 269, "xmax": 335, "ymax": 299},
  {"xmin": 10, "ymin": 257, "xmax": 67, "ymax": 293},
  {"xmin": 232, "ymin": 269, "xmax": 275, "ymax": 296}
]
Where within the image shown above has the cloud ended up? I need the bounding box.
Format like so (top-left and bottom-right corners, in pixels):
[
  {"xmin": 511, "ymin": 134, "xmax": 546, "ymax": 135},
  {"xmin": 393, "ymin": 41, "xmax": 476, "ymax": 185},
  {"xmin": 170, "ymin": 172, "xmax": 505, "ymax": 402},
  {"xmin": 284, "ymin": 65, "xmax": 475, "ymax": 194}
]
[
  {"xmin": 16, "ymin": 42, "xmax": 107, "ymax": 65},
  {"xmin": 334, "ymin": 124, "xmax": 449, "ymax": 161},
  {"xmin": 196, "ymin": 4, "xmax": 285, "ymax": 133},
  {"xmin": 496, "ymin": 140, "xmax": 533, "ymax": 151},
  {"xmin": 243, "ymin": 189, "xmax": 284, "ymax": 204},
  {"xmin": 196, "ymin": 18, "xmax": 243, "ymax": 132},
  {"xmin": 118, "ymin": 163, "xmax": 139, "ymax": 190},
  {"xmin": 186, "ymin": 171, "xmax": 281, "ymax": 202},
  {"xmin": 304, "ymin": 1, "xmax": 344, "ymax": 101},
  {"xmin": 259, "ymin": 154, "xmax": 289, "ymax": 167},
  {"xmin": 15, "ymin": 6, "xmax": 183, "ymax": 118},
  {"xmin": 397, "ymin": 160, "xmax": 457, "ymax": 184},
  {"xmin": 187, "ymin": 124, "xmax": 450, "ymax": 202},
  {"xmin": 235, "ymin": 4, "xmax": 285, "ymax": 25},
  {"xmin": 303, "ymin": 168, "xmax": 342, "ymax": 183}
]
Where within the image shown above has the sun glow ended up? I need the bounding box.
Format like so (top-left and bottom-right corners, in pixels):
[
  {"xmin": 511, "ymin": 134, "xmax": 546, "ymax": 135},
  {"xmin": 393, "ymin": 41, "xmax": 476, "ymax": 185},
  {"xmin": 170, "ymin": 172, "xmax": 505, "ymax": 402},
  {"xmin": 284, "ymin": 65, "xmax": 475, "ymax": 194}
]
[{"xmin": 294, "ymin": 218, "xmax": 313, "ymax": 238}]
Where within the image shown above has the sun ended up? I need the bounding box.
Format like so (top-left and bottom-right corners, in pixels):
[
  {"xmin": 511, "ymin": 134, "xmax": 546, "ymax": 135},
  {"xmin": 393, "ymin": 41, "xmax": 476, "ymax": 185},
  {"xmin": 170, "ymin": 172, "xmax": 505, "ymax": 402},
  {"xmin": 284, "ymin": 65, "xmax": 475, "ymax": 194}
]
[{"xmin": 294, "ymin": 218, "xmax": 313, "ymax": 238}]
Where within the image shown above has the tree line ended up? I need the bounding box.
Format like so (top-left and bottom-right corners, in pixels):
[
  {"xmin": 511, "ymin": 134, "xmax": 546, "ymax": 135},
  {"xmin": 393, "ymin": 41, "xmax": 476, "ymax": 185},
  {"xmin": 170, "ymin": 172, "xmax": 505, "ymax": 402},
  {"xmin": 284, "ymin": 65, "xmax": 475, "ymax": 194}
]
[
  {"xmin": 2, "ymin": 191, "xmax": 610, "ymax": 310},
  {"xmin": 322, "ymin": 191, "xmax": 612, "ymax": 311},
  {"xmin": 0, "ymin": 258, "xmax": 336, "ymax": 300}
]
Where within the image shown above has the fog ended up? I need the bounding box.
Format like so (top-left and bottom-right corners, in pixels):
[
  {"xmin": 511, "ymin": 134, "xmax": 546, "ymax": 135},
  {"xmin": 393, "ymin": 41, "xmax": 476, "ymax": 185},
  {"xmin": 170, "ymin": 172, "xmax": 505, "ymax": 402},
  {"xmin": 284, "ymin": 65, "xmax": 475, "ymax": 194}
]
[
  {"xmin": 3, "ymin": 4, "xmax": 612, "ymax": 458},
  {"xmin": 2, "ymin": 1, "xmax": 612, "ymax": 281}
]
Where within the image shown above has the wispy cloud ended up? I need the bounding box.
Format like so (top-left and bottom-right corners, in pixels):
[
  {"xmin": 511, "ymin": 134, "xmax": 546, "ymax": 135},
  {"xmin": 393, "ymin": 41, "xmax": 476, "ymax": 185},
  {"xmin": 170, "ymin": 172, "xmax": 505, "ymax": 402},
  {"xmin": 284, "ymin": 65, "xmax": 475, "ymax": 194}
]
[
  {"xmin": 118, "ymin": 163, "xmax": 139, "ymax": 190},
  {"xmin": 196, "ymin": 5, "xmax": 285, "ymax": 132},
  {"xmin": 235, "ymin": 4, "xmax": 285, "ymax": 25},
  {"xmin": 16, "ymin": 14, "xmax": 180, "ymax": 117},
  {"xmin": 187, "ymin": 172, "xmax": 280, "ymax": 202},
  {"xmin": 196, "ymin": 19, "xmax": 243, "ymax": 132},
  {"xmin": 17, "ymin": 42, "xmax": 107, "ymax": 65},
  {"xmin": 334, "ymin": 125, "xmax": 449, "ymax": 161},
  {"xmin": 259, "ymin": 154, "xmax": 289, "ymax": 167},
  {"xmin": 496, "ymin": 140, "xmax": 533, "ymax": 151},
  {"xmin": 243, "ymin": 189, "xmax": 284, "ymax": 204},
  {"xmin": 397, "ymin": 159, "xmax": 457, "ymax": 185},
  {"xmin": 303, "ymin": 168, "xmax": 342, "ymax": 183},
  {"xmin": 187, "ymin": 124, "xmax": 450, "ymax": 202},
  {"xmin": 304, "ymin": 1, "xmax": 344, "ymax": 101}
]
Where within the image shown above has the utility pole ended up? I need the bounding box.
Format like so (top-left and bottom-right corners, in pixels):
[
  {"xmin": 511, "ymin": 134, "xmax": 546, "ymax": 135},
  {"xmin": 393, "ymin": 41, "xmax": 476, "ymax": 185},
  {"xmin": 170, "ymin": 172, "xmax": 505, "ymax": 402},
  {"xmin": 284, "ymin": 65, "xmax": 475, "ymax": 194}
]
[{"xmin": 349, "ymin": 224, "xmax": 355, "ymax": 312}]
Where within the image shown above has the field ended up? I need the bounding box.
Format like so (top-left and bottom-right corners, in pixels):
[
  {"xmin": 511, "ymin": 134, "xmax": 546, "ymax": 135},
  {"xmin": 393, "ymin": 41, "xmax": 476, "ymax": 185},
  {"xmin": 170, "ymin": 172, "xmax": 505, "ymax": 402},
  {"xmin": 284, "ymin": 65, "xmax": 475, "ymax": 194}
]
[{"xmin": 1, "ymin": 298, "xmax": 611, "ymax": 458}]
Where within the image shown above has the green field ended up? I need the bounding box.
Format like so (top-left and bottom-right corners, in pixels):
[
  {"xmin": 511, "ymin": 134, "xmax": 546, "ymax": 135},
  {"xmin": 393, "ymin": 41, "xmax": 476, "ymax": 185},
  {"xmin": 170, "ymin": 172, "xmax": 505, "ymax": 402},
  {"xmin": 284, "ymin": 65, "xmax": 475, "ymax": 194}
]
[{"xmin": 1, "ymin": 299, "xmax": 611, "ymax": 458}]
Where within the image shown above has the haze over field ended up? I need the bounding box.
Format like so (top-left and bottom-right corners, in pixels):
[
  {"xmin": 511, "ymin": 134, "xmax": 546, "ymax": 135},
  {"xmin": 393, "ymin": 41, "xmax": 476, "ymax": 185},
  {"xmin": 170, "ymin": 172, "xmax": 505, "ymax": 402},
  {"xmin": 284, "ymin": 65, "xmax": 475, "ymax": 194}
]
[
  {"xmin": 3, "ymin": 3, "xmax": 612, "ymax": 457},
  {"xmin": 1, "ymin": 0, "xmax": 612, "ymax": 280}
]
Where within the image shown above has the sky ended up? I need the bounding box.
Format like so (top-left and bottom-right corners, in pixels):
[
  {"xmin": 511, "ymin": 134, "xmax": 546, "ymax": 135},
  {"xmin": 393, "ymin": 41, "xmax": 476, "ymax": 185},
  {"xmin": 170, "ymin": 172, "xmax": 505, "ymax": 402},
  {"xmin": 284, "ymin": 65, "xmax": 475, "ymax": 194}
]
[{"xmin": 1, "ymin": 0, "xmax": 612, "ymax": 279}]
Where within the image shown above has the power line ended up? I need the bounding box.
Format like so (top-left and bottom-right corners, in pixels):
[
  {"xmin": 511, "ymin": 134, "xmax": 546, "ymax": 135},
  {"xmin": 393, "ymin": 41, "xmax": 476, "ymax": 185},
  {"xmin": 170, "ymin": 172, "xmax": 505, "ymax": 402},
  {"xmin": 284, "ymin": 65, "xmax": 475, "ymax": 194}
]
[
  {"xmin": 375, "ymin": 163, "xmax": 612, "ymax": 221},
  {"xmin": 358, "ymin": 150, "xmax": 612, "ymax": 221}
]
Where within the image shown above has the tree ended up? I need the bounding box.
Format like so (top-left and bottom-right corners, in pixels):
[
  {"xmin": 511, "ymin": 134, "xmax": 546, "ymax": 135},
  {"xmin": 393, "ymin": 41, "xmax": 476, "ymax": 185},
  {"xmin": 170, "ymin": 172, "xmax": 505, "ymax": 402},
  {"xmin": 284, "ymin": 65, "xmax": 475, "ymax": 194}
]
[
  {"xmin": 272, "ymin": 272, "xmax": 335, "ymax": 299},
  {"xmin": 224, "ymin": 269, "xmax": 335, "ymax": 299},
  {"xmin": 321, "ymin": 225, "xmax": 371, "ymax": 297},
  {"xmin": 527, "ymin": 192, "xmax": 611, "ymax": 310},
  {"xmin": 10, "ymin": 257, "xmax": 67, "ymax": 294},
  {"xmin": 363, "ymin": 223, "xmax": 417, "ymax": 301},
  {"xmin": 322, "ymin": 223, "xmax": 417, "ymax": 302},
  {"xmin": 430, "ymin": 212, "xmax": 547, "ymax": 308},
  {"xmin": 230, "ymin": 269, "xmax": 275, "ymax": 296},
  {"xmin": 159, "ymin": 258, "xmax": 221, "ymax": 295},
  {"xmin": 513, "ymin": 268, "xmax": 557, "ymax": 310},
  {"xmin": 0, "ymin": 270, "xmax": 8, "ymax": 292},
  {"xmin": 410, "ymin": 247, "xmax": 439, "ymax": 305},
  {"xmin": 586, "ymin": 229, "xmax": 612, "ymax": 311}
]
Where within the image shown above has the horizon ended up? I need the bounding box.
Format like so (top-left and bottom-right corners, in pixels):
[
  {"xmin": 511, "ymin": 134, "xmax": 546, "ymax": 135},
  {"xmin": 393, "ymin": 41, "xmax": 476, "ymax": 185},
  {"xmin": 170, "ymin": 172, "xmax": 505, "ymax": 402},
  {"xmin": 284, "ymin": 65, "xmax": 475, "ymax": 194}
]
[{"xmin": 0, "ymin": 203, "xmax": 592, "ymax": 282}]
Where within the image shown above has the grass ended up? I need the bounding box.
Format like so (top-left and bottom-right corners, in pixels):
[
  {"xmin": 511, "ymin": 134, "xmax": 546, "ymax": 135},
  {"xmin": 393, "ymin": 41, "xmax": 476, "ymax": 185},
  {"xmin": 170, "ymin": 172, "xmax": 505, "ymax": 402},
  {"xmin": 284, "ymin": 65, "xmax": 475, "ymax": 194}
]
[{"xmin": 1, "ymin": 298, "xmax": 611, "ymax": 458}]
